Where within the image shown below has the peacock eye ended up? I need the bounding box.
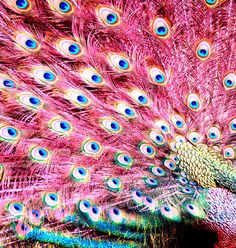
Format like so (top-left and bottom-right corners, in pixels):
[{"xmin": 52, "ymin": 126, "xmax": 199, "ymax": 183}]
[
  {"xmin": 204, "ymin": 0, "xmax": 219, "ymax": 8},
  {"xmin": 115, "ymin": 102, "xmax": 137, "ymax": 119},
  {"xmin": 149, "ymin": 130, "xmax": 166, "ymax": 146},
  {"xmin": 78, "ymin": 199, "xmax": 91, "ymax": 213},
  {"xmin": 114, "ymin": 152, "xmax": 134, "ymax": 168},
  {"xmin": 171, "ymin": 115, "xmax": 186, "ymax": 131},
  {"xmin": 180, "ymin": 187, "xmax": 194, "ymax": 195},
  {"xmin": 79, "ymin": 68, "xmax": 105, "ymax": 87},
  {"xmin": 7, "ymin": 0, "xmax": 32, "ymax": 12},
  {"xmin": 139, "ymin": 142, "xmax": 156, "ymax": 158},
  {"xmin": 150, "ymin": 165, "xmax": 166, "ymax": 177},
  {"xmin": 187, "ymin": 131, "xmax": 202, "ymax": 144},
  {"xmin": 142, "ymin": 195, "xmax": 156, "ymax": 210},
  {"xmin": 223, "ymin": 73, "xmax": 236, "ymax": 90},
  {"xmin": 65, "ymin": 89, "xmax": 92, "ymax": 108},
  {"xmin": 0, "ymin": 125, "xmax": 20, "ymax": 142},
  {"xmin": 48, "ymin": 0, "xmax": 74, "ymax": 15},
  {"xmin": 88, "ymin": 205, "xmax": 101, "ymax": 222},
  {"xmin": 29, "ymin": 147, "xmax": 50, "ymax": 163},
  {"xmin": 71, "ymin": 167, "xmax": 90, "ymax": 182},
  {"xmin": 15, "ymin": 0, "xmax": 30, "ymax": 9},
  {"xmin": 7, "ymin": 202, "xmax": 25, "ymax": 216},
  {"xmin": 174, "ymin": 135, "xmax": 186, "ymax": 144},
  {"xmin": 131, "ymin": 189, "xmax": 143, "ymax": 204},
  {"xmin": 48, "ymin": 118, "xmax": 72, "ymax": 135},
  {"xmin": 17, "ymin": 93, "xmax": 43, "ymax": 110},
  {"xmin": 56, "ymin": 39, "xmax": 83, "ymax": 58},
  {"xmin": 32, "ymin": 67, "xmax": 58, "ymax": 85},
  {"xmin": 15, "ymin": 33, "xmax": 40, "ymax": 52},
  {"xmin": 196, "ymin": 40, "xmax": 211, "ymax": 60},
  {"xmin": 144, "ymin": 177, "xmax": 158, "ymax": 187},
  {"xmin": 185, "ymin": 202, "xmax": 205, "ymax": 218},
  {"xmin": 0, "ymin": 75, "xmax": 17, "ymax": 90},
  {"xmin": 43, "ymin": 193, "xmax": 60, "ymax": 208},
  {"xmin": 106, "ymin": 177, "xmax": 122, "ymax": 192},
  {"xmin": 129, "ymin": 89, "xmax": 150, "ymax": 106},
  {"xmin": 155, "ymin": 120, "xmax": 171, "ymax": 134},
  {"xmin": 149, "ymin": 67, "xmax": 167, "ymax": 86},
  {"xmin": 229, "ymin": 118, "xmax": 236, "ymax": 133},
  {"xmin": 81, "ymin": 139, "xmax": 103, "ymax": 158},
  {"xmin": 169, "ymin": 154, "xmax": 179, "ymax": 164},
  {"xmin": 160, "ymin": 204, "xmax": 181, "ymax": 221},
  {"xmin": 100, "ymin": 117, "xmax": 122, "ymax": 134},
  {"xmin": 223, "ymin": 146, "xmax": 235, "ymax": 159},
  {"xmin": 186, "ymin": 94, "xmax": 202, "ymax": 111},
  {"xmin": 177, "ymin": 176, "xmax": 188, "ymax": 185},
  {"xmin": 28, "ymin": 209, "xmax": 43, "ymax": 226},
  {"xmin": 108, "ymin": 207, "xmax": 124, "ymax": 223},
  {"xmin": 207, "ymin": 126, "xmax": 221, "ymax": 141},
  {"xmin": 97, "ymin": 6, "xmax": 120, "ymax": 26},
  {"xmin": 108, "ymin": 54, "xmax": 132, "ymax": 72},
  {"xmin": 163, "ymin": 159, "xmax": 176, "ymax": 171},
  {"xmin": 152, "ymin": 17, "xmax": 171, "ymax": 39}
]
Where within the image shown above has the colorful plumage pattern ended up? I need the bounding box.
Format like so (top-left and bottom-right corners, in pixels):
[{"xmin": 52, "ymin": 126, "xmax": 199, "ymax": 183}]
[{"xmin": 0, "ymin": 0, "xmax": 236, "ymax": 247}]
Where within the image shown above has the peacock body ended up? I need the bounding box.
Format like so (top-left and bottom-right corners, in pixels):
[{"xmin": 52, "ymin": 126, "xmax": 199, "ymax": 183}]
[{"xmin": 0, "ymin": 0, "xmax": 236, "ymax": 247}]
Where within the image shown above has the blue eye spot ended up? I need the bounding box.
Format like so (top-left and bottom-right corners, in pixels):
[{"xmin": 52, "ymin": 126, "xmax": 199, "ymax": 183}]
[
  {"xmin": 83, "ymin": 201, "xmax": 90, "ymax": 208},
  {"xmin": 146, "ymin": 196, "xmax": 152, "ymax": 203},
  {"xmin": 135, "ymin": 190, "xmax": 142, "ymax": 197},
  {"xmin": 25, "ymin": 39, "xmax": 37, "ymax": 49},
  {"xmin": 225, "ymin": 79, "xmax": 233, "ymax": 87},
  {"xmin": 91, "ymin": 74, "xmax": 102, "ymax": 83},
  {"xmin": 156, "ymin": 26, "xmax": 167, "ymax": 36},
  {"xmin": 14, "ymin": 203, "xmax": 22, "ymax": 211},
  {"xmin": 7, "ymin": 128, "xmax": 17, "ymax": 137},
  {"xmin": 124, "ymin": 108, "xmax": 134, "ymax": 116},
  {"xmin": 78, "ymin": 168, "xmax": 86, "ymax": 175},
  {"xmin": 138, "ymin": 95, "xmax": 147, "ymax": 103},
  {"xmin": 111, "ymin": 122, "xmax": 119, "ymax": 130},
  {"xmin": 156, "ymin": 135, "xmax": 162, "ymax": 142},
  {"xmin": 169, "ymin": 162, "xmax": 174, "ymax": 168},
  {"xmin": 155, "ymin": 74, "xmax": 165, "ymax": 83},
  {"xmin": 124, "ymin": 156, "xmax": 130, "ymax": 162},
  {"xmin": 49, "ymin": 194, "xmax": 57, "ymax": 201},
  {"xmin": 198, "ymin": 49, "xmax": 208, "ymax": 57},
  {"xmin": 210, "ymin": 132, "xmax": 216, "ymax": 138},
  {"xmin": 29, "ymin": 97, "xmax": 40, "ymax": 105},
  {"xmin": 192, "ymin": 137, "xmax": 197, "ymax": 142},
  {"xmin": 16, "ymin": 0, "xmax": 28, "ymax": 9},
  {"xmin": 38, "ymin": 148, "xmax": 48, "ymax": 157},
  {"xmin": 20, "ymin": 223, "xmax": 28, "ymax": 232},
  {"xmin": 77, "ymin": 95, "xmax": 88, "ymax": 103},
  {"xmin": 206, "ymin": 0, "xmax": 217, "ymax": 4},
  {"xmin": 68, "ymin": 44, "xmax": 80, "ymax": 55},
  {"xmin": 188, "ymin": 204, "xmax": 194, "ymax": 210},
  {"xmin": 106, "ymin": 13, "xmax": 118, "ymax": 24},
  {"xmin": 32, "ymin": 209, "xmax": 40, "ymax": 218},
  {"xmin": 231, "ymin": 123, "xmax": 236, "ymax": 130},
  {"xmin": 3, "ymin": 79, "xmax": 15, "ymax": 88},
  {"xmin": 91, "ymin": 142, "xmax": 99, "ymax": 151},
  {"xmin": 59, "ymin": 1, "xmax": 71, "ymax": 12},
  {"xmin": 113, "ymin": 208, "xmax": 120, "ymax": 215},
  {"xmin": 43, "ymin": 72, "xmax": 55, "ymax": 81},
  {"xmin": 176, "ymin": 121, "xmax": 183, "ymax": 127},
  {"xmin": 112, "ymin": 179, "xmax": 119, "ymax": 185},
  {"xmin": 92, "ymin": 206, "xmax": 98, "ymax": 214},
  {"xmin": 146, "ymin": 146, "xmax": 153, "ymax": 154},
  {"xmin": 161, "ymin": 125, "xmax": 167, "ymax": 131},
  {"xmin": 190, "ymin": 101, "xmax": 199, "ymax": 109},
  {"xmin": 60, "ymin": 122, "xmax": 69, "ymax": 130},
  {"xmin": 119, "ymin": 59, "xmax": 129, "ymax": 69},
  {"xmin": 164, "ymin": 206, "xmax": 170, "ymax": 212}
]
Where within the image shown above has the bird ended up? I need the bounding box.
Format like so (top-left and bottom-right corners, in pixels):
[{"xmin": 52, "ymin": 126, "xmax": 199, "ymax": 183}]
[{"xmin": 0, "ymin": 0, "xmax": 235, "ymax": 248}]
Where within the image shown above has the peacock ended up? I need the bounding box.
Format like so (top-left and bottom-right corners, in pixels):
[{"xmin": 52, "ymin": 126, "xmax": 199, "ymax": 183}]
[{"xmin": 0, "ymin": 0, "xmax": 236, "ymax": 247}]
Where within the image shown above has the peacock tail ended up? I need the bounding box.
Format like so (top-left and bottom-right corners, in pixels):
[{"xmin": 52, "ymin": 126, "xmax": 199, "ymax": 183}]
[{"xmin": 0, "ymin": 0, "xmax": 236, "ymax": 247}]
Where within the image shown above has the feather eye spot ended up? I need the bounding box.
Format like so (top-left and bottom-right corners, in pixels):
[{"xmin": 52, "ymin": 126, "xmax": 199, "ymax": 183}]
[
  {"xmin": 196, "ymin": 41, "xmax": 211, "ymax": 60},
  {"xmin": 223, "ymin": 73, "xmax": 236, "ymax": 90},
  {"xmin": 25, "ymin": 39, "xmax": 37, "ymax": 49},
  {"xmin": 16, "ymin": 0, "xmax": 29, "ymax": 9},
  {"xmin": 152, "ymin": 18, "xmax": 171, "ymax": 39},
  {"xmin": 229, "ymin": 118, "xmax": 236, "ymax": 133},
  {"xmin": 58, "ymin": 1, "xmax": 71, "ymax": 12},
  {"xmin": 2, "ymin": 79, "xmax": 15, "ymax": 88},
  {"xmin": 97, "ymin": 7, "xmax": 120, "ymax": 27},
  {"xmin": 108, "ymin": 54, "xmax": 132, "ymax": 72}
]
